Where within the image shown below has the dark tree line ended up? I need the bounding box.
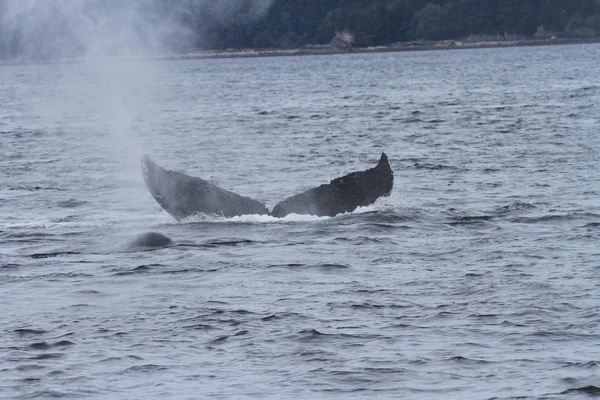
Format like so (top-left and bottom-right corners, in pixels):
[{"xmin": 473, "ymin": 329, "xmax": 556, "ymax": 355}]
[
  {"xmin": 203, "ymin": 0, "xmax": 600, "ymax": 49},
  {"xmin": 1, "ymin": 0, "xmax": 600, "ymax": 60}
]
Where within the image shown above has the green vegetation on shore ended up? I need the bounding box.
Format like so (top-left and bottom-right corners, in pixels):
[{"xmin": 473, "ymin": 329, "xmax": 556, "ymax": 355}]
[
  {"xmin": 203, "ymin": 0, "xmax": 600, "ymax": 49},
  {"xmin": 1, "ymin": 0, "xmax": 600, "ymax": 60}
]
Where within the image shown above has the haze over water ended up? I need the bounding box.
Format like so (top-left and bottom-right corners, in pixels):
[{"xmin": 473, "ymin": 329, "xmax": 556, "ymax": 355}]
[{"xmin": 1, "ymin": 44, "xmax": 600, "ymax": 399}]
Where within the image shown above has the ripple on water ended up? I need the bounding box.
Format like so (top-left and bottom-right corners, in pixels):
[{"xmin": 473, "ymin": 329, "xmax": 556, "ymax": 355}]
[
  {"xmin": 13, "ymin": 329, "xmax": 49, "ymax": 336},
  {"xmin": 56, "ymin": 199, "xmax": 89, "ymax": 208},
  {"xmin": 2, "ymin": 44, "xmax": 600, "ymax": 399}
]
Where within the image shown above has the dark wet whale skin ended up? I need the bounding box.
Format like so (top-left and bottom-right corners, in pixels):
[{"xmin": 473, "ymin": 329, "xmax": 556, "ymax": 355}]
[
  {"xmin": 125, "ymin": 232, "xmax": 174, "ymax": 250},
  {"xmin": 142, "ymin": 153, "xmax": 393, "ymax": 220},
  {"xmin": 142, "ymin": 155, "xmax": 270, "ymax": 220},
  {"xmin": 271, "ymin": 153, "xmax": 393, "ymax": 217}
]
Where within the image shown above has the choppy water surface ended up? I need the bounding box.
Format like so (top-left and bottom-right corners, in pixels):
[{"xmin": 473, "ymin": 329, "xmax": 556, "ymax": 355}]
[{"xmin": 1, "ymin": 44, "xmax": 600, "ymax": 399}]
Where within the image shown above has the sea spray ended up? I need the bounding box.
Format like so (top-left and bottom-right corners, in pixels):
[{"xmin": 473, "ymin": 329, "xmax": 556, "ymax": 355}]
[
  {"xmin": 0, "ymin": 1, "xmax": 187, "ymax": 217},
  {"xmin": 0, "ymin": 0, "xmax": 276, "ymax": 214}
]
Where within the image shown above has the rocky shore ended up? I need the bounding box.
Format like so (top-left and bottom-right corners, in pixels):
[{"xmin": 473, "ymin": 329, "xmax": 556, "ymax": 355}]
[
  {"xmin": 156, "ymin": 36, "xmax": 600, "ymax": 61},
  {"xmin": 2, "ymin": 36, "xmax": 600, "ymax": 65}
]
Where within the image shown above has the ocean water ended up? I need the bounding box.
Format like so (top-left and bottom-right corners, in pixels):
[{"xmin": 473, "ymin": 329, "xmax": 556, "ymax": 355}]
[{"xmin": 1, "ymin": 44, "xmax": 600, "ymax": 399}]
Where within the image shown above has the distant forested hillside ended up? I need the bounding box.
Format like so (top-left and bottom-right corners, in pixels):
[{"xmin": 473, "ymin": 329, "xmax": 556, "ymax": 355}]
[
  {"xmin": 0, "ymin": 0, "xmax": 271, "ymax": 60},
  {"xmin": 203, "ymin": 0, "xmax": 600, "ymax": 49},
  {"xmin": 1, "ymin": 0, "xmax": 599, "ymax": 60}
]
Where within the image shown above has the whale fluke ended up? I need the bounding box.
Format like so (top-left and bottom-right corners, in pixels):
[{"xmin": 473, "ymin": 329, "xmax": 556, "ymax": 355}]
[
  {"xmin": 271, "ymin": 153, "xmax": 393, "ymax": 217},
  {"xmin": 142, "ymin": 153, "xmax": 393, "ymax": 220},
  {"xmin": 142, "ymin": 155, "xmax": 270, "ymax": 220}
]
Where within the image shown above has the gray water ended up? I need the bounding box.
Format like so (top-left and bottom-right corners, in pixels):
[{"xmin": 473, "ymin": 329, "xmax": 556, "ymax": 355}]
[{"xmin": 1, "ymin": 44, "xmax": 600, "ymax": 399}]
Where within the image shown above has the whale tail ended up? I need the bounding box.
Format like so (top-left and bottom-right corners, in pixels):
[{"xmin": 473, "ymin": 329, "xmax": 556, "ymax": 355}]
[
  {"xmin": 142, "ymin": 155, "xmax": 270, "ymax": 220},
  {"xmin": 271, "ymin": 152, "xmax": 393, "ymax": 217},
  {"xmin": 142, "ymin": 153, "xmax": 394, "ymax": 220}
]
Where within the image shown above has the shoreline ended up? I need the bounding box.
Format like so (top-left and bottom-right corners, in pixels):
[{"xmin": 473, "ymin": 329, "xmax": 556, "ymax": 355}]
[
  {"xmin": 162, "ymin": 37, "xmax": 600, "ymax": 61},
  {"xmin": 2, "ymin": 37, "xmax": 600, "ymax": 66}
]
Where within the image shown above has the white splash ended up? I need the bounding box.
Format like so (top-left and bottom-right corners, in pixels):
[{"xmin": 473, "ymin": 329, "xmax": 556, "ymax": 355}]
[{"xmin": 179, "ymin": 212, "xmax": 331, "ymax": 224}]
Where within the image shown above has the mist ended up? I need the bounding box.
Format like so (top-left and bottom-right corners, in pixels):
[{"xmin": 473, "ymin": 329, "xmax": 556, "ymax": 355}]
[
  {"xmin": 0, "ymin": 0, "xmax": 276, "ymax": 199},
  {"xmin": 0, "ymin": 0, "xmax": 274, "ymax": 61}
]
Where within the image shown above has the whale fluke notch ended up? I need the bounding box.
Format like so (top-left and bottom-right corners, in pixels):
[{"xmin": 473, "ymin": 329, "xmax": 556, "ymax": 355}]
[
  {"xmin": 142, "ymin": 153, "xmax": 393, "ymax": 220},
  {"xmin": 271, "ymin": 153, "xmax": 393, "ymax": 217}
]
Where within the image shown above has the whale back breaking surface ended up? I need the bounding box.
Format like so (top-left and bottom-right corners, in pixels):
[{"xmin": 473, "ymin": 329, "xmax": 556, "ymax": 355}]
[
  {"xmin": 141, "ymin": 153, "xmax": 393, "ymax": 220},
  {"xmin": 125, "ymin": 232, "xmax": 174, "ymax": 250}
]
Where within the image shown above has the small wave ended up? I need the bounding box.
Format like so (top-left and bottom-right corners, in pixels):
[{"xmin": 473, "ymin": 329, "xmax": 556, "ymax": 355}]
[
  {"xmin": 402, "ymin": 117, "xmax": 423, "ymax": 123},
  {"xmin": 269, "ymin": 263, "xmax": 350, "ymax": 270},
  {"xmin": 464, "ymin": 272, "xmax": 485, "ymax": 278},
  {"xmin": 28, "ymin": 341, "xmax": 74, "ymax": 350},
  {"xmin": 160, "ymin": 268, "xmax": 197, "ymax": 275},
  {"xmin": 112, "ymin": 264, "xmax": 160, "ymax": 276},
  {"xmin": 75, "ymin": 289, "xmax": 101, "ymax": 295},
  {"xmin": 363, "ymin": 222, "xmax": 410, "ymax": 231},
  {"xmin": 354, "ymin": 209, "xmax": 415, "ymax": 223},
  {"xmin": 563, "ymin": 360, "xmax": 600, "ymax": 369},
  {"xmin": 50, "ymin": 215, "xmax": 81, "ymax": 223},
  {"xmin": 98, "ymin": 355, "xmax": 143, "ymax": 364},
  {"xmin": 349, "ymin": 302, "xmax": 412, "ymax": 310},
  {"xmin": 31, "ymin": 353, "xmax": 64, "ymax": 360},
  {"xmin": 412, "ymin": 162, "xmax": 458, "ymax": 170},
  {"xmin": 493, "ymin": 201, "xmax": 544, "ymax": 214},
  {"xmin": 182, "ymin": 323, "xmax": 216, "ymax": 330},
  {"xmin": 2, "ymin": 231, "xmax": 57, "ymax": 239},
  {"xmin": 15, "ymin": 364, "xmax": 45, "ymax": 372},
  {"xmin": 355, "ymin": 236, "xmax": 397, "ymax": 245},
  {"xmin": 121, "ymin": 364, "xmax": 168, "ymax": 374},
  {"xmin": 446, "ymin": 214, "xmax": 496, "ymax": 227},
  {"xmin": 299, "ymin": 328, "xmax": 328, "ymax": 337},
  {"xmin": 569, "ymin": 85, "xmax": 600, "ymax": 99},
  {"xmin": 8, "ymin": 186, "xmax": 66, "ymax": 192},
  {"xmin": 208, "ymin": 330, "xmax": 248, "ymax": 345},
  {"xmin": 30, "ymin": 272, "xmax": 94, "ymax": 282},
  {"xmin": 13, "ymin": 328, "xmax": 48, "ymax": 336},
  {"xmin": 56, "ymin": 199, "xmax": 89, "ymax": 208},
  {"xmin": 203, "ymin": 238, "xmax": 257, "ymax": 247},
  {"xmin": 293, "ymin": 329, "xmax": 381, "ymax": 343},
  {"xmin": 446, "ymin": 355, "xmax": 492, "ymax": 365},
  {"xmin": 260, "ymin": 312, "xmax": 307, "ymax": 322},
  {"xmin": 512, "ymin": 213, "xmax": 600, "ymax": 224},
  {"xmin": 29, "ymin": 251, "xmax": 80, "ymax": 259},
  {"xmin": 19, "ymin": 377, "xmax": 42, "ymax": 383},
  {"xmin": 448, "ymin": 215, "xmax": 494, "ymax": 223},
  {"xmin": 230, "ymin": 309, "xmax": 256, "ymax": 315},
  {"xmin": 1, "ymin": 263, "xmax": 21, "ymax": 269},
  {"xmin": 15, "ymin": 390, "xmax": 68, "ymax": 399},
  {"xmin": 316, "ymin": 263, "xmax": 350, "ymax": 269},
  {"xmin": 210, "ymin": 335, "xmax": 229, "ymax": 344}
]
